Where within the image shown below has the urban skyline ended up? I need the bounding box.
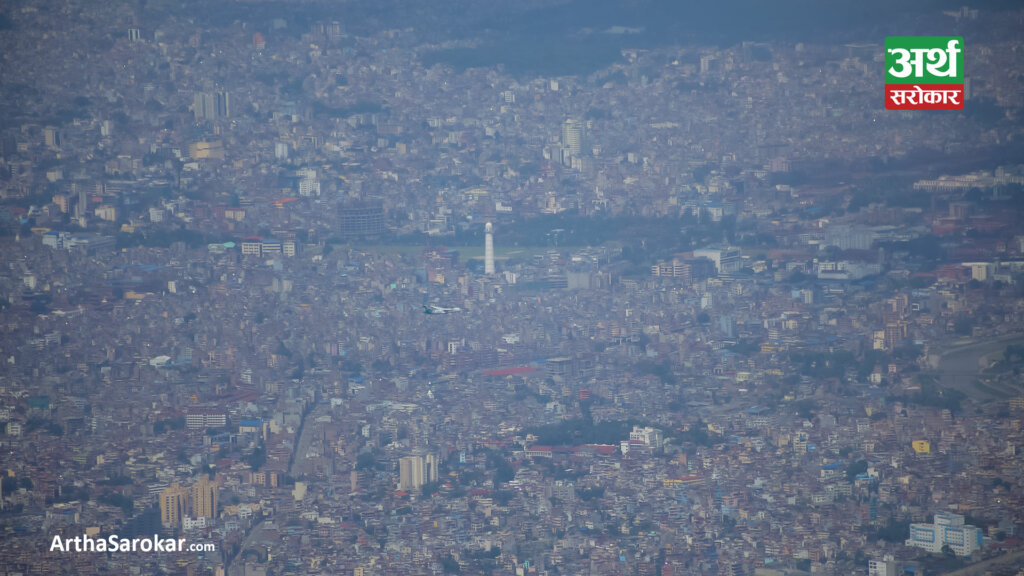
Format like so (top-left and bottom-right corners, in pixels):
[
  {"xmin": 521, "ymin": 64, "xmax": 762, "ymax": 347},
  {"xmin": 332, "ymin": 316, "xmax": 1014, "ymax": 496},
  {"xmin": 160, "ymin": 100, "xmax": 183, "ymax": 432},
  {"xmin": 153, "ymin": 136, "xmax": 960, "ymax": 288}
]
[{"xmin": 1, "ymin": 1, "xmax": 1023, "ymax": 575}]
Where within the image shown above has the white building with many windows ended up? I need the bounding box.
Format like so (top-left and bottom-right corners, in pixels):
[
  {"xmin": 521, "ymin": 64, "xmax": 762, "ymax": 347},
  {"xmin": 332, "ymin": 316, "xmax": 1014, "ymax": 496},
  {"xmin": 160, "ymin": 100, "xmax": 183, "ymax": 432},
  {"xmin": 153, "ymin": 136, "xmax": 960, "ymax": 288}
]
[{"xmin": 906, "ymin": 512, "xmax": 983, "ymax": 556}]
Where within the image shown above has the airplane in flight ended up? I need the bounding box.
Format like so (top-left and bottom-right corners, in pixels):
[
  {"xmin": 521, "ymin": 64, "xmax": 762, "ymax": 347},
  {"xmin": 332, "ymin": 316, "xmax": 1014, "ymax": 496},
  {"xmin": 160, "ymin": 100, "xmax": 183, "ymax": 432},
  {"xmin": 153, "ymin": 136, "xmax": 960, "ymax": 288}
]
[{"xmin": 423, "ymin": 304, "xmax": 461, "ymax": 315}]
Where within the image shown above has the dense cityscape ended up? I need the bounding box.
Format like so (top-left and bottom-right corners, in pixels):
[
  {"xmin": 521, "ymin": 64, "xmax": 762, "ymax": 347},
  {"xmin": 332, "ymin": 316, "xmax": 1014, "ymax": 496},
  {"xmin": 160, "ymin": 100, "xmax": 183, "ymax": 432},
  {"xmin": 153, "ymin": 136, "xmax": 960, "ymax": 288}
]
[{"xmin": 2, "ymin": 1, "xmax": 1024, "ymax": 575}]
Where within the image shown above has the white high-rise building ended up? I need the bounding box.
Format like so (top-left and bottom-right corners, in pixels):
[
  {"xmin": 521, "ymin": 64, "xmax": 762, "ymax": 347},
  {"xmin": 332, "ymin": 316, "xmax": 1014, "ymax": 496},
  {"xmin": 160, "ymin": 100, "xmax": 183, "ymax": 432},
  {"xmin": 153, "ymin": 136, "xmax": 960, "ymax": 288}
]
[
  {"xmin": 629, "ymin": 426, "xmax": 664, "ymax": 449},
  {"xmin": 906, "ymin": 512, "xmax": 983, "ymax": 556},
  {"xmin": 398, "ymin": 456, "xmax": 423, "ymax": 491},
  {"xmin": 398, "ymin": 454, "xmax": 439, "ymax": 491},
  {"xmin": 561, "ymin": 119, "xmax": 583, "ymax": 156},
  {"xmin": 693, "ymin": 246, "xmax": 742, "ymax": 275},
  {"xmin": 484, "ymin": 222, "xmax": 495, "ymax": 274},
  {"xmin": 193, "ymin": 91, "xmax": 229, "ymax": 121},
  {"xmin": 297, "ymin": 168, "xmax": 320, "ymax": 196},
  {"xmin": 825, "ymin": 224, "xmax": 873, "ymax": 250}
]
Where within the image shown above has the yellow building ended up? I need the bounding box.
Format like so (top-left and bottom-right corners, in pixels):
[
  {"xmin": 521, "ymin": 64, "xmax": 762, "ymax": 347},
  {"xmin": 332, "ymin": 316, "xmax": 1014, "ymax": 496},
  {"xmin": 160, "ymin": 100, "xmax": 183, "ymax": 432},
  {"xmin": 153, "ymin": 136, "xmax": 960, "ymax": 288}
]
[
  {"xmin": 192, "ymin": 475, "xmax": 218, "ymax": 519},
  {"xmin": 912, "ymin": 440, "xmax": 931, "ymax": 454},
  {"xmin": 160, "ymin": 483, "xmax": 189, "ymax": 526},
  {"xmin": 663, "ymin": 476, "xmax": 704, "ymax": 488}
]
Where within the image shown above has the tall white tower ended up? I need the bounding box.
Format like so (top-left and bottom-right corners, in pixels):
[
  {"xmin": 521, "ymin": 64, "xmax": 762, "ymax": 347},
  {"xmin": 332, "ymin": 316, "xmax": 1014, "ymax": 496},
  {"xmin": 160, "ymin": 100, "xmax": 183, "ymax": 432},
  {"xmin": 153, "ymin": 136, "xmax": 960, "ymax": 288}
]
[
  {"xmin": 561, "ymin": 119, "xmax": 583, "ymax": 156},
  {"xmin": 484, "ymin": 222, "xmax": 495, "ymax": 275}
]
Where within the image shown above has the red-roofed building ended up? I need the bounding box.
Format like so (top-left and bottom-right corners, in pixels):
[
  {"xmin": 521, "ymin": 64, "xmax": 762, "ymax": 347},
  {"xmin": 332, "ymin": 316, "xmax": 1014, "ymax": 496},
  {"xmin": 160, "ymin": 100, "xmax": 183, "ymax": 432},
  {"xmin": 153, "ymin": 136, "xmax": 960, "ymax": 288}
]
[{"xmin": 524, "ymin": 446, "xmax": 553, "ymax": 458}]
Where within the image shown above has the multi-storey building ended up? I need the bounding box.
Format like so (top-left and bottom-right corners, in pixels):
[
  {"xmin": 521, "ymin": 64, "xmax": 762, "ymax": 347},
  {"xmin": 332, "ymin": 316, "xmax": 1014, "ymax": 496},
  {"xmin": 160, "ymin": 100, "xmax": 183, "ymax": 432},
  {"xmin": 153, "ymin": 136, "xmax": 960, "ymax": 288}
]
[{"xmin": 906, "ymin": 512, "xmax": 983, "ymax": 556}]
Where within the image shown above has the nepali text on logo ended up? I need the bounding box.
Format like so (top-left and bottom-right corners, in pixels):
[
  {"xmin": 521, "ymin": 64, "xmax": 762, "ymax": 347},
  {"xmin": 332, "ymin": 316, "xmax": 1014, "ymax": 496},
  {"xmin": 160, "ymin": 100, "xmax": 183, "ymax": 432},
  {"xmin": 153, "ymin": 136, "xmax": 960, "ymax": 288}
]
[{"xmin": 885, "ymin": 36, "xmax": 963, "ymax": 110}]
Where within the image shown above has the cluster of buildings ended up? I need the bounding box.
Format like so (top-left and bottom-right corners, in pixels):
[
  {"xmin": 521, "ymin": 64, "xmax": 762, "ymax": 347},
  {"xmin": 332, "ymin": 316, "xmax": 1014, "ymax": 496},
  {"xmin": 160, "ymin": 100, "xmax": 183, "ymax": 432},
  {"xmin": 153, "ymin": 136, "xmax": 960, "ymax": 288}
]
[
  {"xmin": 3, "ymin": 165, "xmax": 1024, "ymax": 575},
  {"xmin": 1, "ymin": 0, "xmax": 1024, "ymax": 575},
  {"xmin": 160, "ymin": 476, "xmax": 220, "ymax": 531}
]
